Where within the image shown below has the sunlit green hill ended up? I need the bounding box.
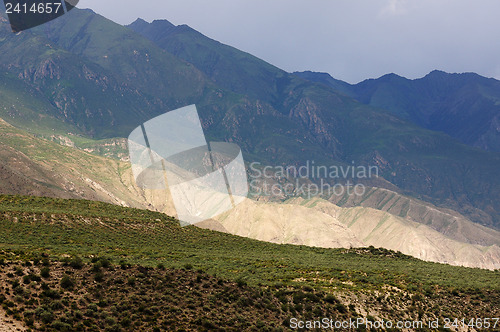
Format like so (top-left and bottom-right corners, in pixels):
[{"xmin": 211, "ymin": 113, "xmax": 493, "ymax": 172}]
[{"xmin": 0, "ymin": 195, "xmax": 498, "ymax": 330}]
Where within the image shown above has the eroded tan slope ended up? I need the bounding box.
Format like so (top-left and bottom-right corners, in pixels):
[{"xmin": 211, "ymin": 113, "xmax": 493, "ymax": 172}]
[
  {"xmin": 296, "ymin": 197, "xmax": 500, "ymax": 270},
  {"xmin": 329, "ymin": 187, "xmax": 500, "ymax": 246},
  {"xmin": 214, "ymin": 197, "xmax": 500, "ymax": 270},
  {"xmin": 215, "ymin": 198, "xmax": 363, "ymax": 248},
  {"xmin": 0, "ymin": 118, "xmax": 176, "ymax": 215}
]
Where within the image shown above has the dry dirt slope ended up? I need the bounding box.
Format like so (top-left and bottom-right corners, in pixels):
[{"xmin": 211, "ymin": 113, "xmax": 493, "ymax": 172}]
[
  {"xmin": 0, "ymin": 118, "xmax": 176, "ymax": 215},
  {"xmin": 214, "ymin": 198, "xmax": 500, "ymax": 270},
  {"xmin": 0, "ymin": 309, "xmax": 25, "ymax": 331},
  {"xmin": 328, "ymin": 187, "xmax": 500, "ymax": 247}
]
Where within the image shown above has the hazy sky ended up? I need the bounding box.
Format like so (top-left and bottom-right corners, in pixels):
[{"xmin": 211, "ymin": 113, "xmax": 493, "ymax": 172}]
[{"xmin": 80, "ymin": 0, "xmax": 500, "ymax": 84}]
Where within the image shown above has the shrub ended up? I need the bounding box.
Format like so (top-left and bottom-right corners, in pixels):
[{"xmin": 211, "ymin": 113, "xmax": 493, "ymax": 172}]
[
  {"xmin": 303, "ymin": 285, "xmax": 314, "ymax": 292},
  {"xmin": 51, "ymin": 320, "xmax": 72, "ymax": 331},
  {"xmin": 92, "ymin": 262, "xmax": 102, "ymax": 273},
  {"xmin": 38, "ymin": 309, "xmax": 54, "ymax": 324},
  {"xmin": 24, "ymin": 317, "xmax": 34, "ymax": 327},
  {"xmin": 40, "ymin": 267, "xmax": 50, "ymax": 278},
  {"xmin": 13, "ymin": 285, "xmax": 25, "ymax": 295},
  {"xmin": 60, "ymin": 275, "xmax": 74, "ymax": 289},
  {"xmin": 306, "ymin": 293, "xmax": 321, "ymax": 303},
  {"xmin": 336, "ymin": 302, "xmax": 348, "ymax": 313},
  {"xmin": 236, "ymin": 278, "xmax": 247, "ymax": 288},
  {"xmin": 22, "ymin": 275, "xmax": 31, "ymax": 284},
  {"xmin": 41, "ymin": 288, "xmax": 61, "ymax": 299},
  {"xmin": 74, "ymin": 310, "xmax": 83, "ymax": 320},
  {"xmin": 325, "ymin": 294, "xmax": 338, "ymax": 304},
  {"xmin": 127, "ymin": 276, "xmax": 136, "ymax": 286},
  {"xmin": 29, "ymin": 274, "xmax": 41, "ymax": 282},
  {"xmin": 15, "ymin": 267, "xmax": 24, "ymax": 276},
  {"xmin": 94, "ymin": 272, "xmax": 105, "ymax": 282},
  {"xmin": 119, "ymin": 260, "xmax": 128, "ymax": 269},
  {"xmin": 88, "ymin": 303, "xmax": 98, "ymax": 312},
  {"xmin": 293, "ymin": 292, "xmax": 306, "ymax": 304},
  {"xmin": 50, "ymin": 300, "xmax": 64, "ymax": 310},
  {"xmin": 99, "ymin": 258, "xmax": 112, "ymax": 269},
  {"xmin": 105, "ymin": 316, "xmax": 117, "ymax": 325},
  {"xmin": 70, "ymin": 256, "xmax": 84, "ymax": 269}
]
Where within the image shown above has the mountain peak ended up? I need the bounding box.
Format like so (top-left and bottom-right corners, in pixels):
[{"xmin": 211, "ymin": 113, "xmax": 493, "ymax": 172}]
[
  {"xmin": 127, "ymin": 18, "xmax": 176, "ymax": 36},
  {"xmin": 150, "ymin": 19, "xmax": 176, "ymax": 29},
  {"xmin": 128, "ymin": 18, "xmax": 152, "ymax": 30},
  {"xmin": 130, "ymin": 18, "xmax": 149, "ymax": 25},
  {"xmin": 378, "ymin": 72, "xmax": 406, "ymax": 81},
  {"xmin": 424, "ymin": 69, "xmax": 483, "ymax": 80},
  {"xmin": 424, "ymin": 69, "xmax": 450, "ymax": 79},
  {"xmin": 296, "ymin": 70, "xmax": 334, "ymax": 79}
]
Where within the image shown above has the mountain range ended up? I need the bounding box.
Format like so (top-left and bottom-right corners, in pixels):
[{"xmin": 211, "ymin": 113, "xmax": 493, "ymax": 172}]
[{"xmin": 0, "ymin": 8, "xmax": 499, "ymax": 268}]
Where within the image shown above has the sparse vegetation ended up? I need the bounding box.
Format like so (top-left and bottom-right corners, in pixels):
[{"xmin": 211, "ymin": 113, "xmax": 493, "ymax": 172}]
[{"xmin": 0, "ymin": 195, "xmax": 498, "ymax": 330}]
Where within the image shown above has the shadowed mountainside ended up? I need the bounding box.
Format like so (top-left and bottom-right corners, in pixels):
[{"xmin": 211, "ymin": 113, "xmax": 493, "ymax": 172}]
[
  {"xmin": 295, "ymin": 70, "xmax": 500, "ymax": 152},
  {"xmin": 127, "ymin": 18, "xmax": 500, "ymax": 229}
]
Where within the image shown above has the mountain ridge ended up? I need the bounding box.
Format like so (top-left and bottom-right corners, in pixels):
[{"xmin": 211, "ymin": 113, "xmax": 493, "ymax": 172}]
[{"xmin": 295, "ymin": 70, "xmax": 500, "ymax": 152}]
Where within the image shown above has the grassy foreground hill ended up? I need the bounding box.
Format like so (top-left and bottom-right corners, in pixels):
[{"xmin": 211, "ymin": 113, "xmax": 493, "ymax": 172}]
[{"xmin": 0, "ymin": 195, "xmax": 498, "ymax": 331}]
